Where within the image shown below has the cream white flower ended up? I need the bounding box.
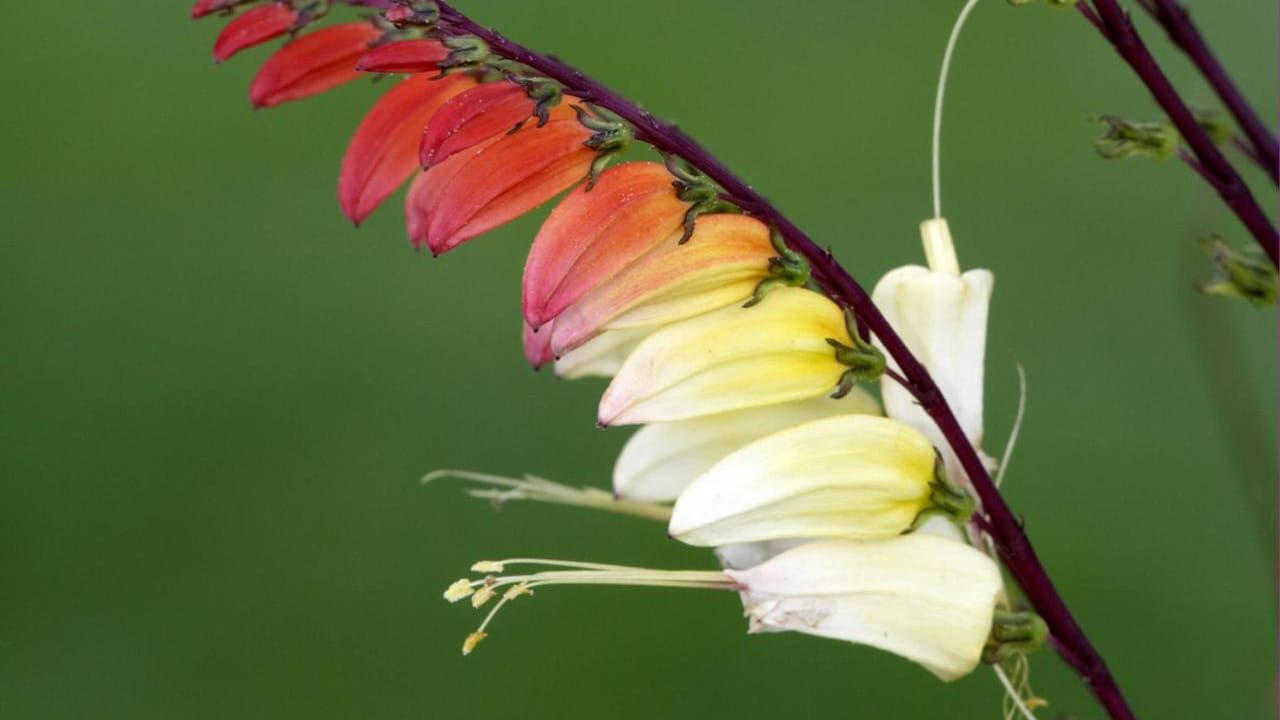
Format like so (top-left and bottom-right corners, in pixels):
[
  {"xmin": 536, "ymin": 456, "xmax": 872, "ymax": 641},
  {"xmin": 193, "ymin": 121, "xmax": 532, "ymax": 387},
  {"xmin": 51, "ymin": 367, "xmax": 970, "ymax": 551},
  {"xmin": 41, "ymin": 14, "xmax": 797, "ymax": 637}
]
[
  {"xmin": 873, "ymin": 218, "xmax": 993, "ymax": 475},
  {"xmin": 613, "ymin": 392, "xmax": 878, "ymax": 502},
  {"xmin": 668, "ymin": 415, "xmax": 972, "ymax": 546},
  {"xmin": 724, "ymin": 534, "xmax": 1002, "ymax": 681}
]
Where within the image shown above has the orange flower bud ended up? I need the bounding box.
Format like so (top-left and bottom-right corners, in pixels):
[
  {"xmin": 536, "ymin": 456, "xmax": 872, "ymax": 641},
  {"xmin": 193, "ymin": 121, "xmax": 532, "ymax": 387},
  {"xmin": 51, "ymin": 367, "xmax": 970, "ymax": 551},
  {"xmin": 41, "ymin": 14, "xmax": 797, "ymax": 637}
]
[{"xmin": 521, "ymin": 162, "xmax": 688, "ymax": 330}]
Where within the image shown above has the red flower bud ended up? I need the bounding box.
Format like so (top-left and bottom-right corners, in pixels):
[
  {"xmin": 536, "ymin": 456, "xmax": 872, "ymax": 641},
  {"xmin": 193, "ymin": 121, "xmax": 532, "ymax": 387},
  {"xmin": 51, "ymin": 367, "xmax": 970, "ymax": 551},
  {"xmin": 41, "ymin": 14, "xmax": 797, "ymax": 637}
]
[
  {"xmin": 384, "ymin": 6, "xmax": 415, "ymax": 24},
  {"xmin": 522, "ymin": 320, "xmax": 556, "ymax": 369},
  {"xmin": 354, "ymin": 39, "xmax": 449, "ymax": 74},
  {"xmin": 250, "ymin": 23, "xmax": 381, "ymax": 108},
  {"xmin": 338, "ymin": 74, "xmax": 477, "ymax": 226},
  {"xmin": 404, "ymin": 111, "xmax": 594, "ymax": 255},
  {"xmin": 420, "ymin": 82, "xmax": 536, "ymax": 168},
  {"xmin": 212, "ymin": 2, "xmax": 298, "ymax": 64},
  {"xmin": 191, "ymin": 0, "xmax": 240, "ymax": 19}
]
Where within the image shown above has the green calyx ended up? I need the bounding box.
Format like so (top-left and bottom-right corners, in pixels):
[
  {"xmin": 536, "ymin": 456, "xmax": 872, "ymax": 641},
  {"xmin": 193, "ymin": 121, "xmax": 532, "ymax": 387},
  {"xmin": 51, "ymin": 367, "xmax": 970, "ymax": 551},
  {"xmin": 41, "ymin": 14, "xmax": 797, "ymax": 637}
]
[
  {"xmin": 1092, "ymin": 114, "xmax": 1179, "ymax": 160},
  {"xmin": 743, "ymin": 227, "xmax": 811, "ymax": 307},
  {"xmin": 485, "ymin": 61, "xmax": 564, "ymax": 129},
  {"xmin": 827, "ymin": 310, "xmax": 886, "ymax": 398},
  {"xmin": 1198, "ymin": 236, "xmax": 1277, "ymax": 306},
  {"xmin": 573, "ymin": 104, "xmax": 632, "ymax": 190},
  {"xmin": 984, "ymin": 610, "xmax": 1049, "ymax": 664},
  {"xmin": 663, "ymin": 154, "xmax": 740, "ymax": 244},
  {"xmin": 912, "ymin": 455, "xmax": 975, "ymax": 528},
  {"xmin": 434, "ymin": 35, "xmax": 491, "ymax": 78}
]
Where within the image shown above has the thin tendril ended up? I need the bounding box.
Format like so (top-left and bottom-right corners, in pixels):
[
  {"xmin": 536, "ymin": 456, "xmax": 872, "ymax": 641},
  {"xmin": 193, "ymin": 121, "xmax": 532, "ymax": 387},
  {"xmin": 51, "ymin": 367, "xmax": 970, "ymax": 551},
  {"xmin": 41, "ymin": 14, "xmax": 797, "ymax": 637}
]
[{"xmin": 932, "ymin": 0, "xmax": 983, "ymax": 218}]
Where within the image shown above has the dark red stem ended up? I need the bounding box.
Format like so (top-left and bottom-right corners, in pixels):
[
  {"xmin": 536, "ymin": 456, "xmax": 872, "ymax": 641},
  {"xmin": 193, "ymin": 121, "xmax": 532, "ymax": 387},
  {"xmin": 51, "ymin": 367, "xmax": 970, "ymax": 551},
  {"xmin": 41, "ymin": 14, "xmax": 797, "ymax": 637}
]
[
  {"xmin": 429, "ymin": 1, "xmax": 1136, "ymax": 717},
  {"xmin": 1083, "ymin": 0, "xmax": 1278, "ymax": 267},
  {"xmin": 1138, "ymin": 0, "xmax": 1278, "ymax": 184}
]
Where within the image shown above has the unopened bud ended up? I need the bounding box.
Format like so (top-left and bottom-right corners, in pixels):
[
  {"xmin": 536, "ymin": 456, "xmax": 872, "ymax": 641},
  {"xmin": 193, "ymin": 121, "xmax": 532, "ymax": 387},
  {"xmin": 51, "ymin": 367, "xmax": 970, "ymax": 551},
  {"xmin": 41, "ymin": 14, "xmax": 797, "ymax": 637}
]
[
  {"xmin": 1198, "ymin": 236, "xmax": 1277, "ymax": 306},
  {"xmin": 1092, "ymin": 115, "xmax": 1178, "ymax": 160}
]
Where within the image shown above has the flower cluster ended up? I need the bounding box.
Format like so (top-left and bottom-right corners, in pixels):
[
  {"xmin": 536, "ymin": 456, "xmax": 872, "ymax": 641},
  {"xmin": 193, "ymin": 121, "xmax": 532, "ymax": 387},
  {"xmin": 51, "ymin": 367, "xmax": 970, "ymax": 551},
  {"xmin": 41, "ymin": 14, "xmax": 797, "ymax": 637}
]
[{"xmin": 195, "ymin": 0, "xmax": 1038, "ymax": 687}]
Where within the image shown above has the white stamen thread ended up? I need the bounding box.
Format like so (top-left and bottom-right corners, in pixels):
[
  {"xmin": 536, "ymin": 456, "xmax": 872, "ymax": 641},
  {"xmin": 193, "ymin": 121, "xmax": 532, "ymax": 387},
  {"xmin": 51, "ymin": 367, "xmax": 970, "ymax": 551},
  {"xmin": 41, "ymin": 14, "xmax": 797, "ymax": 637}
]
[
  {"xmin": 444, "ymin": 560, "xmax": 738, "ymax": 655},
  {"xmin": 422, "ymin": 469, "xmax": 673, "ymax": 522},
  {"xmin": 932, "ymin": 0, "xmax": 983, "ymax": 219},
  {"xmin": 993, "ymin": 661, "xmax": 1042, "ymax": 720}
]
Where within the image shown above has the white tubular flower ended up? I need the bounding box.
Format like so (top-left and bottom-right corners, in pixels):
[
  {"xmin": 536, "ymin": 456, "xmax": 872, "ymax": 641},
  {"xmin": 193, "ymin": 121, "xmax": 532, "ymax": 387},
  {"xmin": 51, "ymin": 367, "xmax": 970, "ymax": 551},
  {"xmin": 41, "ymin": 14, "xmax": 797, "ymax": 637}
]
[
  {"xmin": 599, "ymin": 287, "xmax": 861, "ymax": 426},
  {"xmin": 724, "ymin": 534, "xmax": 1003, "ymax": 681},
  {"xmin": 613, "ymin": 392, "xmax": 879, "ymax": 502},
  {"xmin": 554, "ymin": 326, "xmax": 650, "ymax": 380},
  {"xmin": 873, "ymin": 218, "xmax": 993, "ymax": 465},
  {"xmin": 668, "ymin": 415, "xmax": 972, "ymax": 546}
]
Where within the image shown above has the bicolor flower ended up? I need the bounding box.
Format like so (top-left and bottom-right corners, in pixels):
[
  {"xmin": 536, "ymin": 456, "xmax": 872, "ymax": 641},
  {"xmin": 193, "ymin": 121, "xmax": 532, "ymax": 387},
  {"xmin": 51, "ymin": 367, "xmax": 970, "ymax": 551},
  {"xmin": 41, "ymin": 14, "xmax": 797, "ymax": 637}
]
[
  {"xmin": 873, "ymin": 218, "xmax": 994, "ymax": 476},
  {"xmin": 613, "ymin": 393, "xmax": 878, "ymax": 502},
  {"xmin": 668, "ymin": 415, "xmax": 973, "ymax": 546},
  {"xmin": 522, "ymin": 162, "xmax": 690, "ymax": 330},
  {"xmin": 598, "ymin": 286, "xmax": 862, "ymax": 426},
  {"xmin": 249, "ymin": 22, "xmax": 381, "ymax": 108}
]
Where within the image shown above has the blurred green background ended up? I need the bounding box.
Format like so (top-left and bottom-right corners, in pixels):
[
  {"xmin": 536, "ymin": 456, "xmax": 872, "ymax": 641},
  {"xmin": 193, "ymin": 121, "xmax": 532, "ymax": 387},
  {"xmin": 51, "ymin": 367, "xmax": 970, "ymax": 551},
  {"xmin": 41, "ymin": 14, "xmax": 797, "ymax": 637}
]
[{"xmin": 2, "ymin": 1, "xmax": 1276, "ymax": 718}]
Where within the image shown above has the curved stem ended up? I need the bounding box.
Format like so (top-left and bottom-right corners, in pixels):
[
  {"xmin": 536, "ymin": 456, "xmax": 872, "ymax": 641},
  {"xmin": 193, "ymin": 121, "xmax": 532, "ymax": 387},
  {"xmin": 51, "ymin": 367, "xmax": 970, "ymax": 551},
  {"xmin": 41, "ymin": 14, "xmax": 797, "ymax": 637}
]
[
  {"xmin": 431, "ymin": 3, "xmax": 1135, "ymax": 718},
  {"xmin": 1137, "ymin": 0, "xmax": 1278, "ymax": 184},
  {"xmin": 1081, "ymin": 0, "xmax": 1277, "ymax": 267}
]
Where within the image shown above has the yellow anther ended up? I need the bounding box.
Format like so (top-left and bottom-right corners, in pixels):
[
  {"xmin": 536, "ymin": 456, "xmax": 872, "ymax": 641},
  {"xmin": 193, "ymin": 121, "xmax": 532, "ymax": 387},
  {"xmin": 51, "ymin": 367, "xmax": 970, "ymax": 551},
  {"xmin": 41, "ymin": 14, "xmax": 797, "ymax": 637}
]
[
  {"xmin": 471, "ymin": 560, "xmax": 505, "ymax": 573},
  {"xmin": 462, "ymin": 631, "xmax": 487, "ymax": 656},
  {"xmin": 503, "ymin": 582, "xmax": 533, "ymax": 600},
  {"xmin": 443, "ymin": 578, "xmax": 475, "ymax": 603},
  {"xmin": 471, "ymin": 586, "xmax": 496, "ymax": 608}
]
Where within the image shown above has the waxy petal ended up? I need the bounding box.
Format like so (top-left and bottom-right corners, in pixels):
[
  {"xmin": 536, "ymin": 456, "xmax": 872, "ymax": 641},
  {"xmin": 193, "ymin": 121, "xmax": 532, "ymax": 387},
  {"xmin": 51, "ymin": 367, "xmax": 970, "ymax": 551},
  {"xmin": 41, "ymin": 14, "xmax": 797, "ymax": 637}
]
[
  {"xmin": 548, "ymin": 214, "xmax": 773, "ymax": 355},
  {"xmin": 420, "ymin": 82, "xmax": 536, "ymax": 168},
  {"xmin": 554, "ymin": 326, "xmax": 650, "ymax": 380},
  {"xmin": 522, "ymin": 162, "xmax": 688, "ymax": 329},
  {"xmin": 522, "ymin": 320, "xmax": 556, "ymax": 369},
  {"xmin": 338, "ymin": 73, "xmax": 476, "ymax": 225},
  {"xmin": 354, "ymin": 39, "xmax": 449, "ymax": 74},
  {"xmin": 409, "ymin": 116, "xmax": 594, "ymax": 254},
  {"xmin": 668, "ymin": 415, "xmax": 936, "ymax": 546},
  {"xmin": 873, "ymin": 264, "xmax": 993, "ymax": 452},
  {"xmin": 613, "ymin": 393, "xmax": 879, "ymax": 502},
  {"xmin": 598, "ymin": 287, "xmax": 853, "ymax": 426},
  {"xmin": 725, "ymin": 535, "xmax": 1001, "ymax": 681},
  {"xmin": 212, "ymin": 2, "xmax": 298, "ymax": 63},
  {"xmin": 250, "ymin": 23, "xmax": 380, "ymax": 108}
]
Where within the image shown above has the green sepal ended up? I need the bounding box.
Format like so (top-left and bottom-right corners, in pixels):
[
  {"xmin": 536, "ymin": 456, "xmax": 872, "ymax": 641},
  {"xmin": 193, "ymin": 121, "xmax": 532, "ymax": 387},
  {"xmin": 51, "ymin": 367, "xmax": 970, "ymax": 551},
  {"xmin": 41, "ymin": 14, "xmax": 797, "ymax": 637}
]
[
  {"xmin": 826, "ymin": 311, "xmax": 885, "ymax": 397},
  {"xmin": 911, "ymin": 454, "xmax": 976, "ymax": 529},
  {"xmin": 1198, "ymin": 236, "xmax": 1277, "ymax": 306},
  {"xmin": 433, "ymin": 35, "xmax": 491, "ymax": 79},
  {"xmin": 572, "ymin": 104, "xmax": 632, "ymax": 190},
  {"xmin": 1092, "ymin": 114, "xmax": 1178, "ymax": 160},
  {"xmin": 743, "ymin": 227, "xmax": 811, "ymax": 307},
  {"xmin": 984, "ymin": 610, "xmax": 1048, "ymax": 664},
  {"xmin": 662, "ymin": 154, "xmax": 740, "ymax": 243}
]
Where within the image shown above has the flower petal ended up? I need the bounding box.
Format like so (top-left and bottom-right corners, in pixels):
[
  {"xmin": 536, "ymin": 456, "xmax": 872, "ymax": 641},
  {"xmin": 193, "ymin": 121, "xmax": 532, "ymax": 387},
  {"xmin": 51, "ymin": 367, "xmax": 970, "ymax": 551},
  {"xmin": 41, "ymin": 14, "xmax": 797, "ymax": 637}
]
[
  {"xmin": 548, "ymin": 214, "xmax": 773, "ymax": 355},
  {"xmin": 725, "ymin": 535, "xmax": 1002, "ymax": 681},
  {"xmin": 521, "ymin": 319, "xmax": 556, "ymax": 369},
  {"xmin": 554, "ymin": 326, "xmax": 651, "ymax": 380},
  {"xmin": 338, "ymin": 73, "xmax": 476, "ymax": 226},
  {"xmin": 249, "ymin": 23, "xmax": 381, "ymax": 108},
  {"xmin": 410, "ymin": 116, "xmax": 593, "ymax": 255},
  {"xmin": 613, "ymin": 392, "xmax": 879, "ymax": 502},
  {"xmin": 212, "ymin": 2, "xmax": 298, "ymax": 63},
  {"xmin": 598, "ymin": 287, "xmax": 852, "ymax": 426},
  {"xmin": 668, "ymin": 415, "xmax": 936, "ymax": 546},
  {"xmin": 420, "ymin": 82, "xmax": 536, "ymax": 168},
  {"xmin": 191, "ymin": 0, "xmax": 239, "ymax": 19},
  {"xmin": 354, "ymin": 39, "xmax": 449, "ymax": 74},
  {"xmin": 872, "ymin": 265, "xmax": 993, "ymax": 454},
  {"xmin": 522, "ymin": 162, "xmax": 688, "ymax": 329}
]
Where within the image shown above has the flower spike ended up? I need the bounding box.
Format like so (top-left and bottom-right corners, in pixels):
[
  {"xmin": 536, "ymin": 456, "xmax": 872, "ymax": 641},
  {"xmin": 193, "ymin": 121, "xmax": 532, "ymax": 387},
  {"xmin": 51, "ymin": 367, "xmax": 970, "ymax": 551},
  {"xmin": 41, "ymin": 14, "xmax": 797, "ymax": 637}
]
[
  {"xmin": 338, "ymin": 73, "xmax": 477, "ymax": 226},
  {"xmin": 249, "ymin": 22, "xmax": 381, "ymax": 108},
  {"xmin": 212, "ymin": 2, "xmax": 301, "ymax": 64}
]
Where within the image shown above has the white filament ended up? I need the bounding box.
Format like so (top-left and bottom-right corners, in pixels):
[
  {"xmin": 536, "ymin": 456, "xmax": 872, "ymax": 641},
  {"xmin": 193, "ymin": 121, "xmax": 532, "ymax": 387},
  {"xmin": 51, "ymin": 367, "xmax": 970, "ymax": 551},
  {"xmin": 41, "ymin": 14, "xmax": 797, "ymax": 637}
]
[{"xmin": 932, "ymin": 0, "xmax": 983, "ymax": 218}]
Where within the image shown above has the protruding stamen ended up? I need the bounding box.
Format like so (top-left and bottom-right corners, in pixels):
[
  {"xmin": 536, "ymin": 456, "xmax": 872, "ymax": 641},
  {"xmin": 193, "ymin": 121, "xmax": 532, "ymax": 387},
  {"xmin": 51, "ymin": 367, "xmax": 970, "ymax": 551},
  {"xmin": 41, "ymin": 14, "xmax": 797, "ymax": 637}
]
[
  {"xmin": 444, "ymin": 578, "xmax": 475, "ymax": 603},
  {"xmin": 462, "ymin": 631, "xmax": 487, "ymax": 656},
  {"xmin": 423, "ymin": 469, "xmax": 673, "ymax": 522},
  {"xmin": 470, "ymin": 585, "xmax": 496, "ymax": 608},
  {"xmin": 471, "ymin": 560, "xmax": 505, "ymax": 573}
]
